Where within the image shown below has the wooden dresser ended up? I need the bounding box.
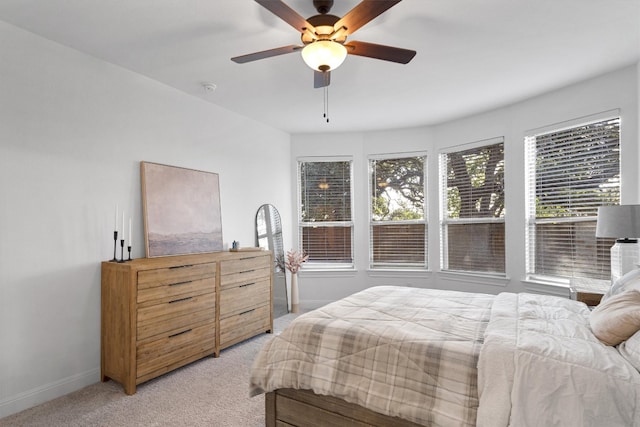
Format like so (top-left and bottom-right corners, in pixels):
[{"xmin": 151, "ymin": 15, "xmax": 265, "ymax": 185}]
[{"xmin": 101, "ymin": 251, "xmax": 273, "ymax": 394}]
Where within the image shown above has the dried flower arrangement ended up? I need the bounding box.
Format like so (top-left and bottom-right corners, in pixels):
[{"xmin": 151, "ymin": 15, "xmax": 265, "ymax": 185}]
[{"xmin": 285, "ymin": 250, "xmax": 308, "ymax": 274}]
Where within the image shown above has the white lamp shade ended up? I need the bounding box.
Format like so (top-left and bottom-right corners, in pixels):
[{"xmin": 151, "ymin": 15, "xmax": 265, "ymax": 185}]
[
  {"xmin": 301, "ymin": 40, "xmax": 347, "ymax": 72},
  {"xmin": 596, "ymin": 205, "xmax": 640, "ymax": 239}
]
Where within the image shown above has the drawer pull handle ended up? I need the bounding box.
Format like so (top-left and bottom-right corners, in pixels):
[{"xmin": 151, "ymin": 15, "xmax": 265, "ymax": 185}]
[
  {"xmin": 168, "ymin": 329, "xmax": 192, "ymax": 338},
  {"xmin": 170, "ymin": 280, "xmax": 192, "ymax": 286},
  {"xmin": 169, "ymin": 264, "xmax": 193, "ymax": 269},
  {"xmin": 239, "ymin": 282, "xmax": 255, "ymax": 288},
  {"xmin": 169, "ymin": 296, "xmax": 193, "ymax": 304},
  {"xmin": 239, "ymin": 308, "xmax": 255, "ymax": 316},
  {"xmin": 240, "ymin": 269, "xmax": 256, "ymax": 274}
]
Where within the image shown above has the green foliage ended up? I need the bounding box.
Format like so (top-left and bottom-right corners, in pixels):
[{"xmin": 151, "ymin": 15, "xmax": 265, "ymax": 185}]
[
  {"xmin": 371, "ymin": 157, "xmax": 425, "ymax": 221},
  {"xmin": 533, "ymin": 119, "xmax": 620, "ymax": 218},
  {"xmin": 446, "ymin": 143, "xmax": 505, "ymax": 219},
  {"xmin": 300, "ymin": 161, "xmax": 351, "ymax": 222}
]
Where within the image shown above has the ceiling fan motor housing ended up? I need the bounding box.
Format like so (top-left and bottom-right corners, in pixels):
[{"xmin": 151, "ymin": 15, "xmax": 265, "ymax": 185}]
[
  {"xmin": 313, "ymin": 0, "xmax": 334, "ymax": 14},
  {"xmin": 301, "ymin": 14, "xmax": 345, "ymax": 44}
]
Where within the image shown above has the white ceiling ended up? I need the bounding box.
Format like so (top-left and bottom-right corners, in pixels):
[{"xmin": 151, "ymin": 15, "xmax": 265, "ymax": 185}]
[{"xmin": 1, "ymin": 0, "xmax": 639, "ymax": 134}]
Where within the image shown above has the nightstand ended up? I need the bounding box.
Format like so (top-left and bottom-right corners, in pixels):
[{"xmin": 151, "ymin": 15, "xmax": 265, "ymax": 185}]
[{"xmin": 569, "ymin": 278, "xmax": 610, "ymax": 307}]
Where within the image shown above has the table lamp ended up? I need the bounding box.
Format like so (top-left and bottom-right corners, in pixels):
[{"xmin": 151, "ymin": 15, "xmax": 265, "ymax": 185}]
[{"xmin": 596, "ymin": 205, "xmax": 640, "ymax": 282}]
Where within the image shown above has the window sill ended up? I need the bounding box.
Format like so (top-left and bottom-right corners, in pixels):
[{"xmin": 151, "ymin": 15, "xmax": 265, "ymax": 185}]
[
  {"xmin": 299, "ymin": 268, "xmax": 358, "ymax": 279},
  {"xmin": 521, "ymin": 277, "xmax": 571, "ymax": 298},
  {"xmin": 367, "ymin": 269, "xmax": 432, "ymax": 278},
  {"xmin": 438, "ymin": 270, "xmax": 509, "ymax": 287}
]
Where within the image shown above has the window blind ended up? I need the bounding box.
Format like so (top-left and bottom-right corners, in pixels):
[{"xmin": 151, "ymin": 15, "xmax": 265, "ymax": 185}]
[
  {"xmin": 299, "ymin": 160, "xmax": 353, "ymax": 266},
  {"xmin": 369, "ymin": 155, "xmax": 427, "ymax": 269},
  {"xmin": 440, "ymin": 140, "xmax": 505, "ymax": 274},
  {"xmin": 525, "ymin": 117, "xmax": 620, "ymax": 280}
]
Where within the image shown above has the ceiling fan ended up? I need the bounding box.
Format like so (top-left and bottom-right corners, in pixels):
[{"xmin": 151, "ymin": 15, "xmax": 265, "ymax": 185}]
[{"xmin": 231, "ymin": 0, "xmax": 416, "ymax": 88}]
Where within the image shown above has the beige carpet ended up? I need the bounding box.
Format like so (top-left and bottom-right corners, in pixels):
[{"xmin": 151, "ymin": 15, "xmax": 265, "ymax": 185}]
[{"xmin": 0, "ymin": 313, "xmax": 298, "ymax": 427}]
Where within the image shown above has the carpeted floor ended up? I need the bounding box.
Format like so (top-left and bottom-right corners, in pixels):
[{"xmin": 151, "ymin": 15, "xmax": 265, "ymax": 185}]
[{"xmin": 0, "ymin": 313, "xmax": 298, "ymax": 427}]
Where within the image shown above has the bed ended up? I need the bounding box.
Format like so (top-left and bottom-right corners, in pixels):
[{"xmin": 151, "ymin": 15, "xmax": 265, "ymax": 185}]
[{"xmin": 250, "ymin": 285, "xmax": 640, "ymax": 426}]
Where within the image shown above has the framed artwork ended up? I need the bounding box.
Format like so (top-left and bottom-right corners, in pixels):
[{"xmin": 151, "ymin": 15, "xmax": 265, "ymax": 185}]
[{"xmin": 141, "ymin": 161, "xmax": 223, "ymax": 257}]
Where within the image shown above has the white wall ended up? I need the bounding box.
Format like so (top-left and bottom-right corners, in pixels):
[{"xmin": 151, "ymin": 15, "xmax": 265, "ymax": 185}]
[
  {"xmin": 0, "ymin": 21, "xmax": 291, "ymax": 418},
  {"xmin": 292, "ymin": 64, "xmax": 639, "ymax": 309}
]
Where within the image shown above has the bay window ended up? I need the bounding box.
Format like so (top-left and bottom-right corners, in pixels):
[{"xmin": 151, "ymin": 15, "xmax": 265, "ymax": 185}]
[
  {"xmin": 369, "ymin": 154, "xmax": 427, "ymax": 269},
  {"xmin": 298, "ymin": 158, "xmax": 354, "ymax": 268},
  {"xmin": 525, "ymin": 115, "xmax": 620, "ymax": 281},
  {"xmin": 440, "ymin": 139, "xmax": 505, "ymax": 274}
]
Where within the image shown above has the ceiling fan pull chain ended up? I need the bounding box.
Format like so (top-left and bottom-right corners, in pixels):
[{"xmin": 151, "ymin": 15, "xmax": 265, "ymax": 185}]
[
  {"xmin": 324, "ymin": 86, "xmax": 329, "ymax": 123},
  {"xmin": 323, "ymin": 86, "xmax": 326, "ymax": 120}
]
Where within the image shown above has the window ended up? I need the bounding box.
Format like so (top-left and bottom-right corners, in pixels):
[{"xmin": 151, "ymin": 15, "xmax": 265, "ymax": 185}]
[
  {"xmin": 369, "ymin": 154, "xmax": 427, "ymax": 269},
  {"xmin": 525, "ymin": 116, "xmax": 620, "ymax": 281},
  {"xmin": 298, "ymin": 159, "xmax": 353, "ymax": 268},
  {"xmin": 440, "ymin": 139, "xmax": 505, "ymax": 274}
]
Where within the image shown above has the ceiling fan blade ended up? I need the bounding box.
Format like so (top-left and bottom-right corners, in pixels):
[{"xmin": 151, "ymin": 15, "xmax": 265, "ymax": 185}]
[
  {"xmin": 231, "ymin": 45, "xmax": 300, "ymax": 63},
  {"xmin": 256, "ymin": 0, "xmax": 314, "ymax": 33},
  {"xmin": 345, "ymin": 41, "xmax": 416, "ymax": 64},
  {"xmin": 334, "ymin": 0, "xmax": 402, "ymax": 36},
  {"xmin": 314, "ymin": 70, "xmax": 331, "ymax": 88}
]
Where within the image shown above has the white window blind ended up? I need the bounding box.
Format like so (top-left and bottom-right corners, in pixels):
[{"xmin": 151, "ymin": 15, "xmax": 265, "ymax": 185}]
[
  {"xmin": 369, "ymin": 155, "xmax": 427, "ymax": 269},
  {"xmin": 440, "ymin": 139, "xmax": 505, "ymax": 274},
  {"xmin": 525, "ymin": 116, "xmax": 620, "ymax": 280},
  {"xmin": 298, "ymin": 159, "xmax": 353, "ymax": 267}
]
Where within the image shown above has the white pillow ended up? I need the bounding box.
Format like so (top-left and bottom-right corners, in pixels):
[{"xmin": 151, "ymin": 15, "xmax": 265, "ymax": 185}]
[
  {"xmin": 618, "ymin": 329, "xmax": 640, "ymax": 372},
  {"xmin": 590, "ymin": 289, "xmax": 640, "ymax": 346},
  {"xmin": 603, "ymin": 268, "xmax": 640, "ymax": 301}
]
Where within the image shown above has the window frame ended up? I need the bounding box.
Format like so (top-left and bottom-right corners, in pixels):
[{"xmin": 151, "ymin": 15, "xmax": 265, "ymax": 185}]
[
  {"xmin": 297, "ymin": 156, "xmax": 355, "ymax": 270},
  {"xmin": 368, "ymin": 152, "xmax": 428, "ymax": 270},
  {"xmin": 439, "ymin": 137, "xmax": 506, "ymax": 276},
  {"xmin": 524, "ymin": 111, "xmax": 621, "ymax": 283}
]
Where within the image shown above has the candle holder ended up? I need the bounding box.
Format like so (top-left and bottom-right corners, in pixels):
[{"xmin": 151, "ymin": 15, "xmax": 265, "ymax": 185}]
[
  {"xmin": 111, "ymin": 231, "xmax": 118, "ymax": 262},
  {"xmin": 118, "ymin": 239, "xmax": 125, "ymax": 263},
  {"xmin": 127, "ymin": 246, "xmax": 133, "ymax": 261}
]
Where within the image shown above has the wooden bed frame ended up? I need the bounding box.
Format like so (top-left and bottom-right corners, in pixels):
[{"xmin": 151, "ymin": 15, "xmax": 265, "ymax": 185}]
[{"xmin": 265, "ymin": 388, "xmax": 425, "ymax": 427}]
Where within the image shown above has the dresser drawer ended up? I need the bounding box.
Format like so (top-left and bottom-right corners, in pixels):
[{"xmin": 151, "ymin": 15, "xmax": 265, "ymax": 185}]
[
  {"xmin": 137, "ymin": 319, "xmax": 215, "ymax": 381},
  {"xmin": 219, "ymin": 304, "xmax": 270, "ymax": 348},
  {"xmin": 219, "ymin": 279, "xmax": 270, "ymax": 318},
  {"xmin": 137, "ymin": 291, "xmax": 216, "ymax": 335},
  {"xmin": 219, "ymin": 256, "xmax": 270, "ymax": 286},
  {"xmin": 137, "ymin": 262, "xmax": 216, "ymax": 290},
  {"xmin": 220, "ymin": 266, "xmax": 270, "ymax": 290},
  {"xmin": 137, "ymin": 277, "xmax": 215, "ymax": 305},
  {"xmin": 137, "ymin": 305, "xmax": 215, "ymax": 341}
]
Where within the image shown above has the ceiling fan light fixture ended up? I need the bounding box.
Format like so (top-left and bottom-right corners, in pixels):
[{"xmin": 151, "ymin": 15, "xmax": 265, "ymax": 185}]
[{"xmin": 301, "ymin": 40, "xmax": 347, "ymax": 72}]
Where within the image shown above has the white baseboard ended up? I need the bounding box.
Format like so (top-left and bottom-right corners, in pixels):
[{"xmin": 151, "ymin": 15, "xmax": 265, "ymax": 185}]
[
  {"xmin": 300, "ymin": 299, "xmax": 332, "ymax": 311},
  {"xmin": 0, "ymin": 368, "xmax": 100, "ymax": 419}
]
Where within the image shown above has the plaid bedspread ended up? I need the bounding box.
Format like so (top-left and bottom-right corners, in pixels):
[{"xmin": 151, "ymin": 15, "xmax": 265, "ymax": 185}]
[{"xmin": 250, "ymin": 286, "xmax": 494, "ymax": 426}]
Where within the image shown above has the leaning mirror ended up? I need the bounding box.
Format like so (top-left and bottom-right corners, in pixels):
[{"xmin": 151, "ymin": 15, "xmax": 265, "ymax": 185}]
[{"xmin": 256, "ymin": 204, "xmax": 288, "ymax": 318}]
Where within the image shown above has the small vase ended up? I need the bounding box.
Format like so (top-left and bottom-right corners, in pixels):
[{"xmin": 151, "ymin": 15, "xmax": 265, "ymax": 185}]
[{"xmin": 291, "ymin": 272, "xmax": 299, "ymax": 313}]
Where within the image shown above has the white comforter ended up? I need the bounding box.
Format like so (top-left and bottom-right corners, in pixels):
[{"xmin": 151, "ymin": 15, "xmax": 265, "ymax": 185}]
[{"xmin": 477, "ymin": 292, "xmax": 640, "ymax": 427}]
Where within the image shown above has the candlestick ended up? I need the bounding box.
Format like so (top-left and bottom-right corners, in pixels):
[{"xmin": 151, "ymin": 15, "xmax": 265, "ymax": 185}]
[
  {"xmin": 111, "ymin": 230, "xmax": 118, "ymax": 262},
  {"xmin": 118, "ymin": 239, "xmax": 125, "ymax": 263},
  {"xmin": 127, "ymin": 245, "xmax": 133, "ymax": 261}
]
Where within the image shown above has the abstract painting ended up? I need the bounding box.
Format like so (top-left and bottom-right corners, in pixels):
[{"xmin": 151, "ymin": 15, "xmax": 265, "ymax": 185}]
[{"xmin": 141, "ymin": 162, "xmax": 223, "ymax": 257}]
